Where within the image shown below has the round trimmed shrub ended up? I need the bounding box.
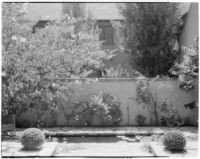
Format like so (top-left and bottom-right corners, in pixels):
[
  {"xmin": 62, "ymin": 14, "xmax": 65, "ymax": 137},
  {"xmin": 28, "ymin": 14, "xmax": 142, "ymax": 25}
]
[
  {"xmin": 163, "ymin": 130, "xmax": 186, "ymax": 151},
  {"xmin": 21, "ymin": 128, "xmax": 45, "ymax": 150}
]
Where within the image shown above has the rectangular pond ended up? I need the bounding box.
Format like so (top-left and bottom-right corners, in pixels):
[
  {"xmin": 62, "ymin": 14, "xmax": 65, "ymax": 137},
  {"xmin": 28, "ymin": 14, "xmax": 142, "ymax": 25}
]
[{"xmin": 47, "ymin": 136, "xmax": 156, "ymax": 157}]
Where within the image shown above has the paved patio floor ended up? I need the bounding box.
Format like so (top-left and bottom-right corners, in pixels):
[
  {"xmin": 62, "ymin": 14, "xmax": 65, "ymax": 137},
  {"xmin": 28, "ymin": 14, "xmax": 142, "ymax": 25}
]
[{"xmin": 1, "ymin": 126, "xmax": 198, "ymax": 158}]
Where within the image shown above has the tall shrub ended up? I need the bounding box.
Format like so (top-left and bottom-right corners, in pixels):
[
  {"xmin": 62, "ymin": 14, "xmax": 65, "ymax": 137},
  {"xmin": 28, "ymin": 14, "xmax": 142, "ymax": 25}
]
[
  {"xmin": 2, "ymin": 3, "xmax": 112, "ymax": 127},
  {"xmin": 120, "ymin": 3, "xmax": 183, "ymax": 77}
]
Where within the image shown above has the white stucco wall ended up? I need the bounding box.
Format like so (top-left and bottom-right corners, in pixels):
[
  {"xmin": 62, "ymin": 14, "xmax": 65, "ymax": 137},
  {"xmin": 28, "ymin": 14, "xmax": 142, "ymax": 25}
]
[{"xmin": 16, "ymin": 79, "xmax": 198, "ymax": 127}]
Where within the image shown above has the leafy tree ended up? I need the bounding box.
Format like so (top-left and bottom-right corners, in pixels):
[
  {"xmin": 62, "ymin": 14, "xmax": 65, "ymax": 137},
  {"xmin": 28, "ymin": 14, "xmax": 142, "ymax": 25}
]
[
  {"xmin": 2, "ymin": 3, "xmax": 112, "ymax": 127},
  {"xmin": 120, "ymin": 3, "xmax": 183, "ymax": 77}
]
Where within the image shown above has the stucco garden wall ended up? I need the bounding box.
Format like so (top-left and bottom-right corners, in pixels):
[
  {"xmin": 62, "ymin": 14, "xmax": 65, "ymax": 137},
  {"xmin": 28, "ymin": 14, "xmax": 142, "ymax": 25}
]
[{"xmin": 16, "ymin": 78, "xmax": 198, "ymax": 127}]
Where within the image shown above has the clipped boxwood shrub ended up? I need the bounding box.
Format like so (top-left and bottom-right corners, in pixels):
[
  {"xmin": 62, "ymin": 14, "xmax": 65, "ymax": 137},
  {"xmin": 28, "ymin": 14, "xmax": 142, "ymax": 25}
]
[
  {"xmin": 163, "ymin": 130, "xmax": 186, "ymax": 151},
  {"xmin": 21, "ymin": 128, "xmax": 45, "ymax": 150}
]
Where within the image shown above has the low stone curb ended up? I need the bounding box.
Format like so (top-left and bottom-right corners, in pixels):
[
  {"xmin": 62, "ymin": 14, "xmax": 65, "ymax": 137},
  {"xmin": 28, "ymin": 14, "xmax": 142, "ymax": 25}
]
[
  {"xmin": 150, "ymin": 141, "xmax": 198, "ymax": 157},
  {"xmin": 45, "ymin": 131, "xmax": 164, "ymax": 137}
]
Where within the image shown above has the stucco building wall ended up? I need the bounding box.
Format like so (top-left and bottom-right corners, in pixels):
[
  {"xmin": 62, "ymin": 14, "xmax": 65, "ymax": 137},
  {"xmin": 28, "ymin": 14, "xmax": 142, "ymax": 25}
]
[{"xmin": 178, "ymin": 3, "xmax": 199, "ymax": 63}]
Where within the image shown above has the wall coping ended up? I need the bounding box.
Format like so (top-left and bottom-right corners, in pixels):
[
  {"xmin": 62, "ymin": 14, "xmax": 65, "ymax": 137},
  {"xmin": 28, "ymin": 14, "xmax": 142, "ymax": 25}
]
[{"xmin": 50, "ymin": 78, "xmax": 178, "ymax": 82}]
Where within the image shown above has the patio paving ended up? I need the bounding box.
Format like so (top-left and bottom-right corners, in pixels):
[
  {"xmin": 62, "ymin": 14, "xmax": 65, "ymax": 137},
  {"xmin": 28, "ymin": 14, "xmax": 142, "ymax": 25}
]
[
  {"xmin": 53, "ymin": 142, "xmax": 154, "ymax": 157},
  {"xmin": 1, "ymin": 126, "xmax": 198, "ymax": 158},
  {"xmin": 150, "ymin": 141, "xmax": 198, "ymax": 157},
  {"xmin": 1, "ymin": 141, "xmax": 57, "ymax": 157}
]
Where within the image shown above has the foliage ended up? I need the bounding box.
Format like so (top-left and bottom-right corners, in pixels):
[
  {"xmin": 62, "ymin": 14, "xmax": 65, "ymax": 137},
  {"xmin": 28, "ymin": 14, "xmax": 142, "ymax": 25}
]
[
  {"xmin": 136, "ymin": 76, "xmax": 159, "ymax": 125},
  {"xmin": 159, "ymin": 98, "xmax": 183, "ymax": 127},
  {"xmin": 163, "ymin": 130, "xmax": 186, "ymax": 151},
  {"xmin": 184, "ymin": 101, "xmax": 198, "ymax": 109},
  {"xmin": 44, "ymin": 82, "xmax": 79, "ymax": 127},
  {"xmin": 75, "ymin": 101, "xmax": 96, "ymax": 126},
  {"xmin": 83, "ymin": 92, "xmax": 122, "ymax": 126},
  {"xmin": 170, "ymin": 39, "xmax": 198, "ymax": 125},
  {"xmin": 105, "ymin": 65, "xmax": 133, "ymax": 78},
  {"xmin": 21, "ymin": 128, "xmax": 45, "ymax": 150},
  {"xmin": 170, "ymin": 38, "xmax": 199, "ymax": 92},
  {"xmin": 119, "ymin": 3, "xmax": 183, "ymax": 77},
  {"xmin": 111, "ymin": 20, "xmax": 125, "ymax": 51},
  {"xmin": 140, "ymin": 142, "xmax": 155, "ymax": 155},
  {"xmin": 2, "ymin": 3, "xmax": 112, "ymax": 127},
  {"xmin": 137, "ymin": 133, "xmax": 163, "ymax": 142},
  {"xmin": 2, "ymin": 3, "xmax": 31, "ymax": 116},
  {"xmin": 136, "ymin": 75, "xmax": 182, "ymax": 126},
  {"xmin": 135, "ymin": 114, "xmax": 146, "ymax": 126}
]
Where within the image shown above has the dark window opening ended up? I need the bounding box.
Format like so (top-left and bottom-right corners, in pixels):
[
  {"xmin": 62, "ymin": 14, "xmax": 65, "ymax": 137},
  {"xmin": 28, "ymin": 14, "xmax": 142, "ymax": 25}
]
[{"xmin": 98, "ymin": 21, "xmax": 114, "ymax": 45}]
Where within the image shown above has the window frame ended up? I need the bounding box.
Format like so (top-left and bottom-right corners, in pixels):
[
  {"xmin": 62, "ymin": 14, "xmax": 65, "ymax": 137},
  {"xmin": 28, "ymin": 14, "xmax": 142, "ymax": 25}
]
[{"xmin": 97, "ymin": 20, "xmax": 114, "ymax": 45}]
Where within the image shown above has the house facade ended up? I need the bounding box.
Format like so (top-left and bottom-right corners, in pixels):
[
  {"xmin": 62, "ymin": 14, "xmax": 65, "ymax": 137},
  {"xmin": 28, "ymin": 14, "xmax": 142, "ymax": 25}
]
[
  {"xmin": 25, "ymin": 3, "xmax": 123, "ymax": 46},
  {"xmin": 178, "ymin": 3, "xmax": 199, "ymax": 63},
  {"xmin": 24, "ymin": 3, "xmax": 192, "ymax": 77},
  {"xmin": 24, "ymin": 3, "xmax": 134, "ymax": 77}
]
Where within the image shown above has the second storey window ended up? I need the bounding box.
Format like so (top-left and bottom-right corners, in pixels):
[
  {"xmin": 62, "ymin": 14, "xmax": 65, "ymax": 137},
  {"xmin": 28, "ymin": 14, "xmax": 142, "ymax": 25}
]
[{"xmin": 98, "ymin": 21, "xmax": 114, "ymax": 45}]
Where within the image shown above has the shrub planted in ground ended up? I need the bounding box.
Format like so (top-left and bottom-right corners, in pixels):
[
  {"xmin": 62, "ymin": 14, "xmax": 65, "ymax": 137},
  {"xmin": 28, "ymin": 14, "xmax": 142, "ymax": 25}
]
[
  {"xmin": 163, "ymin": 130, "xmax": 186, "ymax": 151},
  {"xmin": 21, "ymin": 128, "xmax": 45, "ymax": 150},
  {"xmin": 135, "ymin": 114, "xmax": 146, "ymax": 126},
  {"xmin": 87, "ymin": 92, "xmax": 122, "ymax": 126}
]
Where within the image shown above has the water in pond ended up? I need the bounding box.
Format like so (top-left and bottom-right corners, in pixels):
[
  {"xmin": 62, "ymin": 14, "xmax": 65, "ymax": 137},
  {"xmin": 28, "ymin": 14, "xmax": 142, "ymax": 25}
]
[
  {"xmin": 47, "ymin": 136, "xmax": 140, "ymax": 143},
  {"xmin": 47, "ymin": 136, "xmax": 155, "ymax": 157}
]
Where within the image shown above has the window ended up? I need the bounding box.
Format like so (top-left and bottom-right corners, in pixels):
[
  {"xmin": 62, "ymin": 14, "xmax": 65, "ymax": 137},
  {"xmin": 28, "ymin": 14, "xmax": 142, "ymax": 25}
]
[{"xmin": 98, "ymin": 21, "xmax": 114, "ymax": 45}]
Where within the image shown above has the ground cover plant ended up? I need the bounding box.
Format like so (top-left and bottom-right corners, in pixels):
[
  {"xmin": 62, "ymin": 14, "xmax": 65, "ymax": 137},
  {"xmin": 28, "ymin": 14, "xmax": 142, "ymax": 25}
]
[{"xmin": 2, "ymin": 3, "xmax": 114, "ymax": 127}]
